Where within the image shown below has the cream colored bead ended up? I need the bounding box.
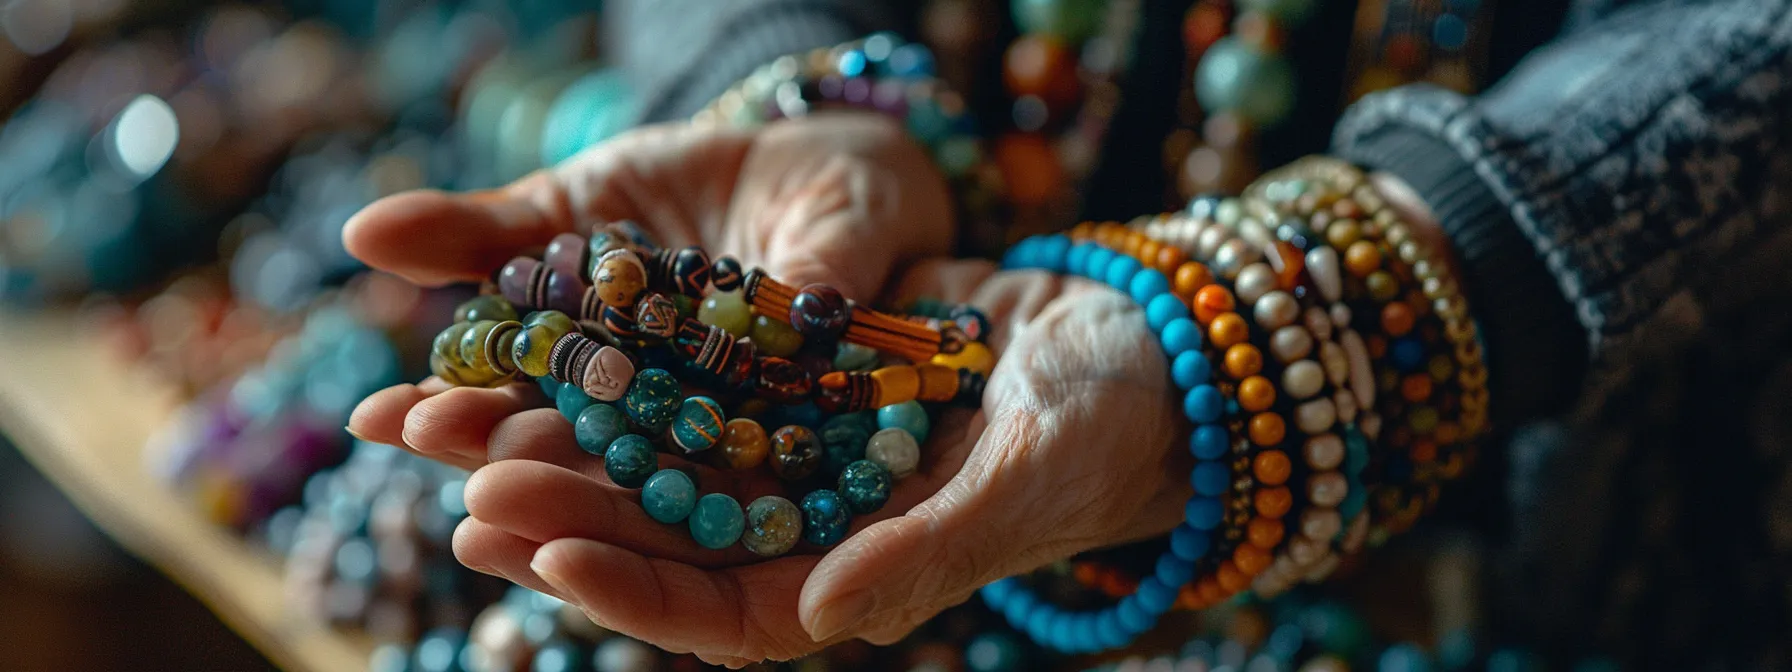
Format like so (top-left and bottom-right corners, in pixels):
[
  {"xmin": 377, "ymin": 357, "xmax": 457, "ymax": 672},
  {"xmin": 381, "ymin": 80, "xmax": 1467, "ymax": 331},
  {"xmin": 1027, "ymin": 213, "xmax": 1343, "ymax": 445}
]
[
  {"xmin": 1270, "ymin": 326, "xmax": 1314, "ymax": 363},
  {"xmin": 1283, "ymin": 360, "xmax": 1325, "ymax": 399},
  {"xmin": 1235, "ymin": 263, "xmax": 1277, "ymax": 304},
  {"xmin": 1254, "ymin": 291, "xmax": 1300, "ymax": 330}
]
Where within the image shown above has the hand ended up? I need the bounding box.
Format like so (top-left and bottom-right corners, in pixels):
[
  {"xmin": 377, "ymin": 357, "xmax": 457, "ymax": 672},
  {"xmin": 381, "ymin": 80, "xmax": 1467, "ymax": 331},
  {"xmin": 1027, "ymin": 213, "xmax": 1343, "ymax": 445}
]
[
  {"xmin": 451, "ymin": 259, "xmax": 1192, "ymax": 666},
  {"xmin": 343, "ymin": 112, "xmax": 954, "ymax": 470}
]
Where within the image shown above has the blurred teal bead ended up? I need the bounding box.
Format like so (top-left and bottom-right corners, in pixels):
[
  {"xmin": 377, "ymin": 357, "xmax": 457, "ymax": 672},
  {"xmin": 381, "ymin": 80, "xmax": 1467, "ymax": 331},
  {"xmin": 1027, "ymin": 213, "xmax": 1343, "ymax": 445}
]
[
  {"xmin": 819, "ymin": 412, "xmax": 876, "ymax": 476},
  {"xmin": 556, "ymin": 384, "xmax": 595, "ymax": 423},
  {"xmin": 1241, "ymin": 0, "xmax": 1317, "ymax": 23},
  {"xmin": 1012, "ymin": 0, "xmax": 1104, "ymax": 43},
  {"xmin": 877, "ymin": 400, "xmax": 931, "ymax": 444},
  {"xmin": 641, "ymin": 469, "xmax": 697, "ymax": 523},
  {"xmin": 575, "ymin": 404, "xmax": 630, "ymax": 455},
  {"xmin": 623, "ymin": 368, "xmax": 681, "ymax": 431},
  {"xmin": 670, "ymin": 396, "xmax": 726, "ymax": 453},
  {"xmin": 800, "ymin": 490, "xmax": 850, "ymax": 546},
  {"xmin": 688, "ymin": 493, "xmax": 745, "ymax": 550},
  {"xmin": 1195, "ymin": 37, "xmax": 1297, "ymax": 127},
  {"xmin": 965, "ymin": 632, "xmax": 1026, "ymax": 672},
  {"xmin": 837, "ymin": 459, "xmax": 893, "ymax": 515},
  {"xmin": 1378, "ymin": 643, "xmax": 1435, "ymax": 672},
  {"xmin": 603, "ymin": 434, "xmax": 658, "ymax": 488},
  {"xmin": 540, "ymin": 69, "xmax": 640, "ymax": 167}
]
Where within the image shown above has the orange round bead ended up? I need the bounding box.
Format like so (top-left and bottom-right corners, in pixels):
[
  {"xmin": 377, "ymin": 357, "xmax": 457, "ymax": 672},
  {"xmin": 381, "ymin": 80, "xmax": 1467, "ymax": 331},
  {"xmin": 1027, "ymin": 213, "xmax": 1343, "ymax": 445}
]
[
  {"xmin": 1237, "ymin": 376, "xmax": 1276, "ymax": 412},
  {"xmin": 1435, "ymin": 421, "xmax": 1462, "ymax": 445},
  {"xmin": 1073, "ymin": 563, "xmax": 1099, "ymax": 585},
  {"xmin": 1097, "ymin": 222, "xmax": 1125, "ymax": 248},
  {"xmin": 1194, "ymin": 284, "xmax": 1236, "ymax": 324},
  {"xmin": 1253, "ymin": 449, "xmax": 1292, "ymax": 485},
  {"xmin": 1344, "ymin": 240, "xmax": 1382, "ymax": 277},
  {"xmin": 1156, "ymin": 245, "xmax": 1190, "ymax": 275},
  {"xmin": 1209, "ymin": 313, "xmax": 1250, "ymax": 348},
  {"xmin": 1070, "ymin": 222, "xmax": 1095, "ymax": 241},
  {"xmin": 1411, "ymin": 440, "xmax": 1438, "ymax": 463},
  {"xmin": 1216, "ymin": 561, "xmax": 1249, "ymax": 592},
  {"xmin": 995, "ymin": 134, "xmax": 1065, "ymax": 206},
  {"xmin": 1122, "ymin": 231, "xmax": 1147, "ymax": 258},
  {"xmin": 1234, "ymin": 543, "xmax": 1272, "ymax": 574},
  {"xmin": 1173, "ymin": 261, "xmax": 1213, "ymax": 298},
  {"xmin": 1176, "ymin": 585, "xmax": 1202, "ymax": 610},
  {"xmin": 1401, "ymin": 374, "xmax": 1433, "ymax": 402},
  {"xmin": 1382, "ymin": 302, "xmax": 1416, "ymax": 336},
  {"xmin": 1225, "ymin": 343, "xmax": 1264, "ymax": 379},
  {"xmin": 1247, "ymin": 516, "xmax": 1286, "ymax": 548},
  {"xmin": 1197, "ymin": 577, "xmax": 1225, "ymax": 602},
  {"xmin": 1249, "ymin": 413, "xmax": 1286, "ymax": 447},
  {"xmin": 1256, "ymin": 486, "xmax": 1293, "ymax": 517},
  {"xmin": 1138, "ymin": 240, "xmax": 1162, "ymax": 269}
]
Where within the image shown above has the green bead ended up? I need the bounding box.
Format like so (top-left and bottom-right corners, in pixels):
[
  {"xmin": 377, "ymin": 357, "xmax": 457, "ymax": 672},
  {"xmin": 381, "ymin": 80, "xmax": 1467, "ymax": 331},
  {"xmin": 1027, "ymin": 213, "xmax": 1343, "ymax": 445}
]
[
  {"xmin": 672, "ymin": 294, "xmax": 697, "ymax": 319},
  {"xmin": 741, "ymin": 496, "xmax": 801, "ymax": 557},
  {"xmin": 1011, "ymin": 0, "xmax": 1104, "ymax": 43},
  {"xmin": 641, "ymin": 469, "xmax": 697, "ymax": 523},
  {"xmin": 455, "ymin": 295, "xmax": 518, "ymax": 323},
  {"xmin": 575, "ymin": 404, "xmax": 630, "ymax": 456},
  {"xmin": 750, "ymin": 314, "xmax": 804, "ymax": 358},
  {"xmin": 688, "ymin": 493, "xmax": 744, "ymax": 550},
  {"xmin": 622, "ymin": 368, "xmax": 681, "ymax": 431},
  {"xmin": 556, "ymin": 384, "xmax": 595, "ymax": 423},
  {"xmin": 459, "ymin": 320, "xmax": 521, "ymax": 376},
  {"xmin": 819, "ymin": 412, "xmax": 875, "ymax": 477},
  {"xmin": 832, "ymin": 343, "xmax": 879, "ymax": 371},
  {"xmin": 698, "ymin": 290, "xmax": 753, "ymax": 339},
  {"xmin": 836, "ymin": 460, "xmax": 892, "ymax": 515},
  {"xmin": 432, "ymin": 322, "xmax": 474, "ymax": 365},
  {"xmin": 511, "ymin": 322, "xmax": 570, "ymax": 378},
  {"xmin": 1195, "ymin": 37, "xmax": 1296, "ymax": 127},
  {"xmin": 524, "ymin": 310, "xmax": 580, "ymax": 335},
  {"xmin": 459, "ymin": 320, "xmax": 499, "ymax": 375},
  {"xmin": 604, "ymin": 434, "xmax": 658, "ymax": 488},
  {"xmin": 670, "ymin": 396, "xmax": 726, "ymax": 453}
]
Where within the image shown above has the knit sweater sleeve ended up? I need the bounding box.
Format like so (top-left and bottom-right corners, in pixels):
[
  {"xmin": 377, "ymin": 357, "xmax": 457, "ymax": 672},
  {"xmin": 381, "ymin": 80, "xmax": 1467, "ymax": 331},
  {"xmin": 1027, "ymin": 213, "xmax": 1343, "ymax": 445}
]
[
  {"xmin": 605, "ymin": 0, "xmax": 910, "ymax": 123},
  {"xmin": 1332, "ymin": 0, "xmax": 1792, "ymax": 424}
]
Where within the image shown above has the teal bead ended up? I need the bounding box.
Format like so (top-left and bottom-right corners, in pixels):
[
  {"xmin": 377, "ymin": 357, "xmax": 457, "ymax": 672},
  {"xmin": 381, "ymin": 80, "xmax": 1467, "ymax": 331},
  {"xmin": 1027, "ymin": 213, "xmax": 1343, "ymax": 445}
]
[
  {"xmin": 641, "ymin": 469, "xmax": 697, "ymax": 523},
  {"xmin": 539, "ymin": 68, "xmax": 638, "ymax": 167},
  {"xmin": 1195, "ymin": 37, "xmax": 1297, "ymax": 127},
  {"xmin": 575, "ymin": 404, "xmax": 630, "ymax": 456},
  {"xmin": 1378, "ymin": 643, "xmax": 1435, "ymax": 672},
  {"xmin": 877, "ymin": 400, "xmax": 931, "ymax": 444},
  {"xmin": 622, "ymin": 368, "xmax": 681, "ymax": 431},
  {"xmin": 670, "ymin": 396, "xmax": 726, "ymax": 453},
  {"xmin": 556, "ymin": 384, "xmax": 595, "ymax": 423},
  {"xmin": 603, "ymin": 434, "xmax": 658, "ymax": 488},
  {"xmin": 741, "ymin": 496, "xmax": 802, "ymax": 557},
  {"xmin": 837, "ymin": 460, "xmax": 893, "ymax": 515},
  {"xmin": 832, "ymin": 342, "xmax": 879, "ymax": 371},
  {"xmin": 688, "ymin": 493, "xmax": 745, "ymax": 550},
  {"xmin": 537, "ymin": 376, "xmax": 561, "ymax": 398},
  {"xmin": 800, "ymin": 490, "xmax": 850, "ymax": 546},
  {"xmin": 819, "ymin": 412, "xmax": 876, "ymax": 477},
  {"xmin": 965, "ymin": 632, "xmax": 1026, "ymax": 672},
  {"xmin": 1011, "ymin": 0, "xmax": 1104, "ymax": 43}
]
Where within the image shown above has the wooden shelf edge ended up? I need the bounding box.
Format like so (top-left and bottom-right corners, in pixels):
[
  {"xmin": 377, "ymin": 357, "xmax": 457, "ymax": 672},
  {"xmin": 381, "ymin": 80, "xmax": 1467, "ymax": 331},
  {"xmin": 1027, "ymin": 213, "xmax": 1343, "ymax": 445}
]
[{"xmin": 0, "ymin": 312, "xmax": 372, "ymax": 672}]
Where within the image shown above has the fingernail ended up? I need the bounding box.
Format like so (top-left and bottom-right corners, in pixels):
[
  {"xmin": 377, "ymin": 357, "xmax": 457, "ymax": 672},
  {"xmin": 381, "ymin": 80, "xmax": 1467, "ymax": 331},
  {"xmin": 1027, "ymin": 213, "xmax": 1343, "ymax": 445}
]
[
  {"xmin": 530, "ymin": 552, "xmax": 571, "ymax": 595},
  {"xmin": 807, "ymin": 590, "xmax": 876, "ymax": 643},
  {"xmin": 344, "ymin": 426, "xmax": 371, "ymax": 443}
]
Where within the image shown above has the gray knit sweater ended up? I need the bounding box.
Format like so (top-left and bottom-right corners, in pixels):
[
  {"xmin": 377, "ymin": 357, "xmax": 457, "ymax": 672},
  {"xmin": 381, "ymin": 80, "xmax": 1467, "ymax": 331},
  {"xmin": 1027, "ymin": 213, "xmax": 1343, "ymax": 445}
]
[{"xmin": 609, "ymin": 0, "xmax": 1792, "ymax": 665}]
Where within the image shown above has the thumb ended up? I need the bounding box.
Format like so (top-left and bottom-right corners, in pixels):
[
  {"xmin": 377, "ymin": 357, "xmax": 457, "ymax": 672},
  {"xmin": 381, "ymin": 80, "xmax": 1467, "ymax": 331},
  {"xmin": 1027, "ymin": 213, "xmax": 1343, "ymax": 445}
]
[{"xmin": 342, "ymin": 172, "xmax": 575, "ymax": 286}]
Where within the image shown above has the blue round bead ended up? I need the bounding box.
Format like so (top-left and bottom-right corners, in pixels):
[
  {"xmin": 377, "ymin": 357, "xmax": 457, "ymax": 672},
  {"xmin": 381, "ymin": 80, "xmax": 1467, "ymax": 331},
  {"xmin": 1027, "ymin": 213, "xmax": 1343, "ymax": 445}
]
[
  {"xmin": 537, "ymin": 376, "xmax": 561, "ymax": 398},
  {"xmin": 531, "ymin": 640, "xmax": 580, "ymax": 672},
  {"xmin": 1146, "ymin": 292, "xmax": 1189, "ymax": 332},
  {"xmin": 876, "ymin": 400, "xmax": 931, "ymax": 444},
  {"xmin": 1185, "ymin": 496, "xmax": 1225, "ymax": 530},
  {"xmin": 622, "ymin": 368, "xmax": 681, "ymax": 431},
  {"xmin": 1024, "ymin": 608, "xmax": 1055, "ymax": 644},
  {"xmin": 1096, "ymin": 611, "xmax": 1128, "ymax": 649},
  {"xmin": 964, "ymin": 632, "xmax": 1026, "ymax": 672},
  {"xmin": 670, "ymin": 396, "xmax": 726, "ymax": 453},
  {"xmin": 1084, "ymin": 247, "xmax": 1116, "ymax": 280},
  {"xmin": 1039, "ymin": 235, "xmax": 1072, "ymax": 273},
  {"xmin": 997, "ymin": 583, "xmax": 1036, "ymax": 627},
  {"xmin": 688, "ymin": 493, "xmax": 745, "ymax": 550},
  {"xmin": 836, "ymin": 49, "xmax": 868, "ymax": 77},
  {"xmin": 1048, "ymin": 614, "xmax": 1077, "ymax": 651},
  {"xmin": 1170, "ymin": 523, "xmax": 1211, "ymax": 560},
  {"xmin": 555, "ymin": 384, "xmax": 595, "ymax": 423},
  {"xmin": 1191, "ymin": 461, "xmax": 1230, "ymax": 496},
  {"xmin": 1130, "ymin": 269, "xmax": 1171, "ymax": 306},
  {"xmin": 1190, "ymin": 424, "xmax": 1229, "ymax": 460},
  {"xmin": 1184, "ymin": 385, "xmax": 1224, "ymax": 423},
  {"xmin": 1171, "ymin": 350, "xmax": 1212, "ymax": 390},
  {"xmin": 603, "ymin": 434, "xmax": 659, "ymax": 488},
  {"xmin": 818, "ymin": 412, "xmax": 875, "ymax": 477},
  {"xmin": 1391, "ymin": 337, "xmax": 1426, "ymax": 372},
  {"xmin": 574, "ymin": 403, "xmax": 629, "ymax": 456},
  {"xmin": 1103, "ymin": 255, "xmax": 1141, "ymax": 290},
  {"xmin": 887, "ymin": 43, "xmax": 934, "ymax": 77},
  {"xmin": 1378, "ymin": 642, "xmax": 1436, "ymax": 672},
  {"xmin": 1065, "ymin": 243, "xmax": 1094, "ymax": 276},
  {"xmin": 1116, "ymin": 597, "xmax": 1152, "ymax": 634},
  {"xmin": 837, "ymin": 459, "xmax": 893, "ymax": 514},
  {"xmin": 799, "ymin": 489, "xmax": 851, "ymax": 546},
  {"xmin": 1160, "ymin": 318, "xmax": 1202, "ymax": 357},
  {"xmin": 641, "ymin": 469, "xmax": 697, "ymax": 524},
  {"xmin": 1154, "ymin": 554, "xmax": 1196, "ymax": 587},
  {"xmin": 1137, "ymin": 576, "xmax": 1176, "ymax": 614}
]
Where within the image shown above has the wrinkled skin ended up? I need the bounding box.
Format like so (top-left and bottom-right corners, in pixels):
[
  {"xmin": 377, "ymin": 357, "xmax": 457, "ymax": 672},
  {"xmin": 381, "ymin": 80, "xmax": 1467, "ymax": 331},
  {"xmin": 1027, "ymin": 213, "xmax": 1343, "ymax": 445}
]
[{"xmin": 344, "ymin": 112, "xmax": 1192, "ymax": 666}]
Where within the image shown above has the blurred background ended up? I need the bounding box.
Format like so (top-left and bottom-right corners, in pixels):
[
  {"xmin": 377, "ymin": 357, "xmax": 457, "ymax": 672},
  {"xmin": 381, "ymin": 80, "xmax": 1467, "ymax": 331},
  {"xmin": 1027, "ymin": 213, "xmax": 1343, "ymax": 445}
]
[{"xmin": 0, "ymin": 1, "xmax": 1602, "ymax": 671}]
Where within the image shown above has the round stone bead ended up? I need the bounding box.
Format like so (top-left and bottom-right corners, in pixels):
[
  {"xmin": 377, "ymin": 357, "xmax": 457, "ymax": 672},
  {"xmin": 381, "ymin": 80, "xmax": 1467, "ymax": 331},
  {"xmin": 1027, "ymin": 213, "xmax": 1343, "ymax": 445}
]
[
  {"xmin": 789, "ymin": 284, "xmax": 852, "ymax": 340},
  {"xmin": 455, "ymin": 295, "xmax": 518, "ymax": 324},
  {"xmin": 622, "ymin": 368, "xmax": 681, "ymax": 431},
  {"xmin": 1283, "ymin": 360, "xmax": 1326, "ymax": 399},
  {"xmin": 641, "ymin": 469, "xmax": 697, "ymax": 523},
  {"xmin": 1254, "ymin": 291, "xmax": 1300, "ymax": 330},
  {"xmin": 770, "ymin": 425, "xmax": 823, "ymax": 481},
  {"xmin": 1235, "ymin": 263, "xmax": 1277, "ymax": 305},
  {"xmin": 525, "ymin": 309, "xmax": 581, "ymax": 334},
  {"xmin": 545, "ymin": 233, "xmax": 590, "ymax": 280},
  {"xmin": 800, "ymin": 489, "xmax": 851, "ymax": 546},
  {"xmin": 965, "ymin": 632, "xmax": 1027, "ymax": 672},
  {"xmin": 574, "ymin": 404, "xmax": 630, "ymax": 456},
  {"xmin": 819, "ymin": 412, "xmax": 875, "ymax": 477},
  {"xmin": 669, "ymin": 247, "xmax": 713, "ymax": 296},
  {"xmin": 833, "ymin": 342, "xmax": 880, "ymax": 371},
  {"xmin": 556, "ymin": 384, "xmax": 595, "ymax": 423},
  {"xmin": 750, "ymin": 314, "xmax": 805, "ymax": 358},
  {"xmin": 603, "ymin": 434, "xmax": 658, "ymax": 488},
  {"xmin": 741, "ymin": 496, "xmax": 802, "ymax": 557},
  {"xmin": 837, "ymin": 459, "xmax": 893, "ymax": 515},
  {"xmin": 709, "ymin": 256, "xmax": 744, "ymax": 292},
  {"xmin": 688, "ymin": 493, "xmax": 745, "ymax": 550},
  {"xmin": 697, "ymin": 290, "xmax": 752, "ymax": 338},
  {"xmin": 865, "ymin": 426, "xmax": 921, "ymax": 478},
  {"xmin": 716, "ymin": 418, "xmax": 770, "ymax": 470},
  {"xmin": 593, "ymin": 249, "xmax": 648, "ymax": 309},
  {"xmin": 1195, "ymin": 37, "xmax": 1296, "ymax": 126},
  {"xmin": 877, "ymin": 400, "xmax": 931, "ymax": 444},
  {"xmin": 1270, "ymin": 326, "xmax": 1314, "ymax": 363},
  {"xmin": 512, "ymin": 322, "xmax": 573, "ymax": 378},
  {"xmin": 670, "ymin": 396, "xmax": 726, "ymax": 453}
]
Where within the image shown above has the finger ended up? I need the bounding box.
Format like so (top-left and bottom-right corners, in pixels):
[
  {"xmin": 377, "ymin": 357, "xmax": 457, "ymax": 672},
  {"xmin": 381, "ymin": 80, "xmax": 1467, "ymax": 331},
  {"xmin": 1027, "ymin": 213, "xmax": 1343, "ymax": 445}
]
[
  {"xmin": 401, "ymin": 385, "xmax": 538, "ymax": 463},
  {"xmin": 451, "ymin": 516, "xmax": 560, "ymax": 597},
  {"xmin": 530, "ymin": 537, "xmax": 833, "ymax": 661},
  {"xmin": 484, "ymin": 407, "xmax": 598, "ymax": 472},
  {"xmin": 462, "ymin": 460, "xmax": 763, "ymax": 567},
  {"xmin": 737, "ymin": 113, "xmax": 954, "ymax": 301},
  {"xmin": 348, "ymin": 378, "xmax": 450, "ymax": 446}
]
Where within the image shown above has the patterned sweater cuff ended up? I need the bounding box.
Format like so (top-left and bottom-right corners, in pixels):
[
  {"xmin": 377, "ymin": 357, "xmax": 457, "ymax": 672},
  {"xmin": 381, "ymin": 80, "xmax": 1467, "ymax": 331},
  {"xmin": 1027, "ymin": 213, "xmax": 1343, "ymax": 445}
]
[{"xmin": 635, "ymin": 4, "xmax": 863, "ymax": 123}]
